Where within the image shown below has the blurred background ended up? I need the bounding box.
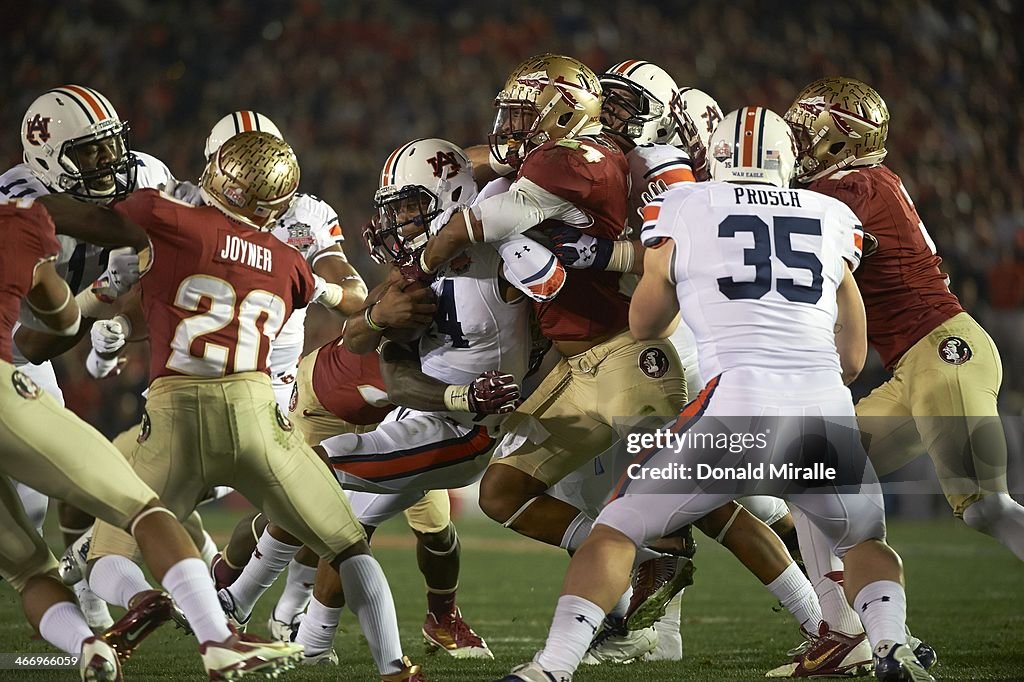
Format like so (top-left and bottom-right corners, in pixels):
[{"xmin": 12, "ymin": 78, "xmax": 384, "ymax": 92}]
[{"xmin": 4, "ymin": 0, "xmax": 1021, "ymax": 515}]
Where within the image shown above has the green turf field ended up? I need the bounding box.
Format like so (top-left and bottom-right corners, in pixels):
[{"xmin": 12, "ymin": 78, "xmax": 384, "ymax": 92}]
[{"xmin": 1, "ymin": 509, "xmax": 1021, "ymax": 681}]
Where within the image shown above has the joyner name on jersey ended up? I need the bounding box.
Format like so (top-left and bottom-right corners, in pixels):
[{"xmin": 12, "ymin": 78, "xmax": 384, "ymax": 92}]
[{"xmin": 218, "ymin": 233, "xmax": 273, "ymax": 273}]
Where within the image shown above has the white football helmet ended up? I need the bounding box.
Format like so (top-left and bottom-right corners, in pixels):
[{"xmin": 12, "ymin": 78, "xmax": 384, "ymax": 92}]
[
  {"xmin": 21, "ymin": 85, "xmax": 136, "ymax": 201},
  {"xmin": 204, "ymin": 111, "xmax": 283, "ymax": 159},
  {"xmin": 668, "ymin": 87, "xmax": 725, "ymax": 148},
  {"xmin": 368, "ymin": 138, "xmax": 477, "ymax": 264},
  {"xmin": 707, "ymin": 107, "xmax": 797, "ymax": 188},
  {"xmin": 599, "ymin": 60, "xmax": 679, "ymax": 145}
]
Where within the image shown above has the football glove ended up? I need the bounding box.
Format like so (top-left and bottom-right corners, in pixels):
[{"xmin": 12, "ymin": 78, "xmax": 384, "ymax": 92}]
[{"xmin": 549, "ymin": 225, "xmax": 613, "ymax": 270}]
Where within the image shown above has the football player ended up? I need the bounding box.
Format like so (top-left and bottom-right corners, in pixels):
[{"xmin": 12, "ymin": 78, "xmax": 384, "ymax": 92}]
[
  {"xmin": 67, "ymin": 132, "xmax": 421, "ymax": 681},
  {"xmin": 499, "ymin": 107, "xmax": 931, "ymax": 682},
  {"xmin": 0, "ymin": 196, "xmax": 298, "ymax": 681}
]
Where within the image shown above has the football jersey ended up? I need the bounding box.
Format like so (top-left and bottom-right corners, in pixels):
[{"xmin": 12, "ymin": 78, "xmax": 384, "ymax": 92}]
[
  {"xmin": 0, "ymin": 199, "xmax": 60, "ymax": 363},
  {"xmin": 642, "ymin": 181, "xmax": 863, "ymax": 380},
  {"xmin": 808, "ymin": 166, "xmax": 964, "ymax": 369},
  {"xmin": 419, "ymin": 243, "xmax": 531, "ymax": 430},
  {"xmin": 3, "ymin": 152, "xmax": 174, "ymax": 365},
  {"xmin": 518, "ymin": 134, "xmax": 632, "ymax": 341},
  {"xmin": 114, "ymin": 189, "xmax": 316, "ymax": 381},
  {"xmin": 311, "ymin": 340, "xmax": 392, "ymax": 425},
  {"xmin": 268, "ymin": 192, "xmax": 346, "ymax": 373}
]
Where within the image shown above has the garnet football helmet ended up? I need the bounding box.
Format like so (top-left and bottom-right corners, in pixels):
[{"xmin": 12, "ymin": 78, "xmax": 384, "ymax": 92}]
[
  {"xmin": 599, "ymin": 60, "xmax": 679, "ymax": 145},
  {"xmin": 21, "ymin": 85, "xmax": 137, "ymax": 201},
  {"xmin": 784, "ymin": 77, "xmax": 889, "ymax": 184},
  {"xmin": 488, "ymin": 54, "xmax": 602, "ymax": 168},
  {"xmin": 708, "ymin": 107, "xmax": 797, "ymax": 188},
  {"xmin": 367, "ymin": 138, "xmax": 477, "ymax": 264},
  {"xmin": 199, "ymin": 131, "xmax": 299, "ymax": 230},
  {"xmin": 204, "ymin": 111, "xmax": 284, "ymax": 159}
]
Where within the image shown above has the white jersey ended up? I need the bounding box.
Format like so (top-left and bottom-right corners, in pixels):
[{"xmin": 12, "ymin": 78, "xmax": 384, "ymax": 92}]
[
  {"xmin": 419, "ymin": 243, "xmax": 530, "ymax": 431},
  {"xmin": 641, "ymin": 181, "xmax": 863, "ymax": 380},
  {"xmin": 267, "ymin": 192, "xmax": 345, "ymax": 375},
  {"xmin": 2, "ymin": 152, "xmax": 173, "ymax": 365}
]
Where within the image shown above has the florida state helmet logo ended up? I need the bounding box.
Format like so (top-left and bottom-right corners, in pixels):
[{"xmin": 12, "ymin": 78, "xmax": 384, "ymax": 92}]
[{"xmin": 25, "ymin": 114, "xmax": 52, "ymax": 146}]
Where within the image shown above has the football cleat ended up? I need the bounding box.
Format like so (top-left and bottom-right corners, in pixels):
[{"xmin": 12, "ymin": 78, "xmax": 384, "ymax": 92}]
[
  {"xmin": 267, "ymin": 610, "xmax": 302, "ymax": 643},
  {"xmin": 103, "ymin": 590, "xmax": 178, "ymax": 661},
  {"xmin": 299, "ymin": 648, "xmax": 339, "ymax": 666},
  {"xmin": 380, "ymin": 656, "xmax": 424, "ymax": 681},
  {"xmin": 422, "ymin": 609, "xmax": 494, "ymax": 659},
  {"xmin": 873, "ymin": 643, "xmax": 935, "ymax": 682},
  {"xmin": 581, "ymin": 616, "xmax": 657, "ymax": 665},
  {"xmin": 905, "ymin": 632, "xmax": 938, "ymax": 670},
  {"xmin": 765, "ymin": 622, "xmax": 872, "ymax": 677},
  {"xmin": 496, "ymin": 660, "xmax": 572, "ymax": 681},
  {"xmin": 75, "ymin": 580, "xmax": 114, "ymax": 632},
  {"xmin": 217, "ymin": 588, "xmax": 250, "ymax": 632},
  {"xmin": 80, "ymin": 636, "xmax": 122, "ymax": 682},
  {"xmin": 211, "ymin": 553, "xmax": 244, "ymax": 592},
  {"xmin": 624, "ymin": 550, "xmax": 696, "ymax": 631},
  {"xmin": 645, "ymin": 594, "xmax": 684, "ymax": 661},
  {"xmin": 199, "ymin": 628, "xmax": 303, "ymax": 680}
]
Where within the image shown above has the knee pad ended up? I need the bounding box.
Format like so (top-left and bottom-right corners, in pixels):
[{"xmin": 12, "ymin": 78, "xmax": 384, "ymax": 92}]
[{"xmin": 739, "ymin": 496, "xmax": 790, "ymax": 527}]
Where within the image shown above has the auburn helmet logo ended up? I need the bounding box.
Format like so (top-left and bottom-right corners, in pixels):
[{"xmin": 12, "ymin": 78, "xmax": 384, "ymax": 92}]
[
  {"xmin": 25, "ymin": 114, "xmax": 52, "ymax": 146},
  {"xmin": 427, "ymin": 151, "xmax": 461, "ymax": 178}
]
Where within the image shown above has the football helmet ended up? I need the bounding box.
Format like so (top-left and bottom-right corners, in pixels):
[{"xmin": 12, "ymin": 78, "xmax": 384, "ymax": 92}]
[
  {"xmin": 784, "ymin": 77, "xmax": 889, "ymax": 183},
  {"xmin": 204, "ymin": 111, "xmax": 283, "ymax": 159},
  {"xmin": 707, "ymin": 107, "xmax": 797, "ymax": 188},
  {"xmin": 367, "ymin": 138, "xmax": 477, "ymax": 264},
  {"xmin": 668, "ymin": 87, "xmax": 725, "ymax": 149},
  {"xmin": 21, "ymin": 85, "xmax": 137, "ymax": 201},
  {"xmin": 599, "ymin": 60, "xmax": 679, "ymax": 145},
  {"xmin": 199, "ymin": 131, "xmax": 299, "ymax": 230},
  {"xmin": 488, "ymin": 54, "xmax": 602, "ymax": 168}
]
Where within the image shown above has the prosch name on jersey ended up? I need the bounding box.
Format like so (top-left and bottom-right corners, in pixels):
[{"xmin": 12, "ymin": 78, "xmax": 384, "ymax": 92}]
[{"xmin": 732, "ymin": 187, "xmax": 802, "ymax": 208}]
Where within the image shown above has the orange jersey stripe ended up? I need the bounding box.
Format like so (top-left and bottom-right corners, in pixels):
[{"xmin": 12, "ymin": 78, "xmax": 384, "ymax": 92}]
[
  {"xmin": 642, "ymin": 202, "xmax": 661, "ymax": 224},
  {"xmin": 333, "ymin": 427, "xmax": 493, "ymax": 481},
  {"xmin": 650, "ymin": 167, "xmax": 696, "ymax": 187},
  {"xmin": 853, "ymin": 232, "xmax": 864, "ymax": 251},
  {"xmin": 63, "ymin": 85, "xmax": 107, "ymax": 121}
]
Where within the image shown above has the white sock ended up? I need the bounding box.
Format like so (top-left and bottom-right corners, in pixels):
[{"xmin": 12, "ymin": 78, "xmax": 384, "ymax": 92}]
[
  {"xmin": 274, "ymin": 559, "xmax": 316, "ymax": 623},
  {"xmin": 559, "ymin": 513, "xmax": 594, "ymax": 553},
  {"xmin": 200, "ymin": 531, "xmax": 219, "ymax": 567},
  {"xmin": 38, "ymin": 601, "xmax": 92, "ymax": 654},
  {"xmin": 162, "ymin": 557, "xmax": 231, "ymax": 644},
  {"xmin": 793, "ymin": 509, "xmax": 864, "ymax": 635},
  {"xmin": 296, "ymin": 596, "xmax": 342, "ymax": 656},
  {"xmin": 535, "ymin": 594, "xmax": 606, "ymax": 674},
  {"xmin": 765, "ymin": 562, "xmax": 823, "ymax": 633},
  {"xmin": 89, "ymin": 555, "xmax": 153, "ymax": 608},
  {"xmin": 963, "ymin": 493, "xmax": 1024, "ymax": 561},
  {"xmin": 227, "ymin": 530, "xmax": 300, "ymax": 619},
  {"xmin": 339, "ymin": 555, "xmax": 404, "ymax": 675},
  {"xmin": 854, "ymin": 580, "xmax": 907, "ymax": 655},
  {"xmin": 73, "ymin": 579, "xmax": 113, "ymax": 629},
  {"xmin": 608, "ymin": 586, "xmax": 632, "ymax": 619}
]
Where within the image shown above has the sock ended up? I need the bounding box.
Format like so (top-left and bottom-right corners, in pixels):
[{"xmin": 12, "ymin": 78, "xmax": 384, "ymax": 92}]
[
  {"xmin": 650, "ymin": 592, "xmax": 684, "ymax": 661},
  {"xmin": 426, "ymin": 586, "xmax": 457, "ymax": 619},
  {"xmin": 73, "ymin": 579, "xmax": 113, "ymax": 629},
  {"xmin": 633, "ymin": 546, "xmax": 662, "ymax": 567},
  {"xmin": 273, "ymin": 559, "xmax": 317, "ymax": 624},
  {"xmin": 339, "ymin": 554, "xmax": 404, "ymax": 675},
  {"xmin": 199, "ymin": 531, "xmax": 219, "ymax": 567},
  {"xmin": 559, "ymin": 513, "xmax": 594, "ymax": 553},
  {"xmin": 963, "ymin": 493, "xmax": 1024, "ymax": 561},
  {"xmin": 89, "ymin": 555, "xmax": 153, "ymax": 608},
  {"xmin": 854, "ymin": 580, "xmax": 907, "ymax": 655},
  {"xmin": 162, "ymin": 557, "xmax": 231, "ymax": 644},
  {"xmin": 536, "ymin": 595, "xmax": 606, "ymax": 674},
  {"xmin": 296, "ymin": 596, "xmax": 342, "ymax": 656},
  {"xmin": 793, "ymin": 509, "xmax": 864, "ymax": 635},
  {"xmin": 38, "ymin": 601, "xmax": 93, "ymax": 654},
  {"xmin": 227, "ymin": 530, "xmax": 300, "ymax": 619},
  {"xmin": 608, "ymin": 586, "xmax": 632, "ymax": 619},
  {"xmin": 765, "ymin": 562, "xmax": 823, "ymax": 634}
]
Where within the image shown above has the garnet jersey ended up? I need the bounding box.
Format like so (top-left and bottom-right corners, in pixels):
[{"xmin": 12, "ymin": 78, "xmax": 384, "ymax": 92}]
[
  {"xmin": 809, "ymin": 166, "xmax": 964, "ymax": 369},
  {"xmin": 114, "ymin": 189, "xmax": 316, "ymax": 381},
  {"xmin": 642, "ymin": 182, "xmax": 863, "ymax": 379},
  {"xmin": 0, "ymin": 199, "xmax": 60, "ymax": 363},
  {"xmin": 311, "ymin": 340, "xmax": 392, "ymax": 426},
  {"xmin": 518, "ymin": 134, "xmax": 632, "ymax": 341}
]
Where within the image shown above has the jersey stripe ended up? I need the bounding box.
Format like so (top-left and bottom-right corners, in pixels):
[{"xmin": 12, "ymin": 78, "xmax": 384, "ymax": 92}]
[
  {"xmin": 63, "ymin": 85, "xmax": 109, "ymax": 122},
  {"xmin": 82, "ymin": 85, "xmax": 115, "ymax": 119}
]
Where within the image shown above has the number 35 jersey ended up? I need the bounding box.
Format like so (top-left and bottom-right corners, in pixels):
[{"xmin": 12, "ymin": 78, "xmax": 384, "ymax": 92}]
[
  {"xmin": 641, "ymin": 181, "xmax": 863, "ymax": 380},
  {"xmin": 114, "ymin": 188, "xmax": 316, "ymax": 381}
]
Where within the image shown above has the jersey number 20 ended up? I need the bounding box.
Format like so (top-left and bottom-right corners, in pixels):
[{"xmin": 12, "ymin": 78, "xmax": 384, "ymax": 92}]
[{"xmin": 717, "ymin": 216, "xmax": 823, "ymax": 304}]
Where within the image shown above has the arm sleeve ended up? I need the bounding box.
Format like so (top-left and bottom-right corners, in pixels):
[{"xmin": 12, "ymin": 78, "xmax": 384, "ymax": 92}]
[
  {"xmin": 476, "ymin": 177, "xmax": 589, "ymax": 242},
  {"xmin": 494, "ymin": 235, "xmax": 566, "ymax": 302}
]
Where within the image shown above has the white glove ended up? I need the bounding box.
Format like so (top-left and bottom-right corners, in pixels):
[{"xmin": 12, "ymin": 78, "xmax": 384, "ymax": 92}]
[
  {"xmin": 428, "ymin": 204, "xmax": 470, "ymax": 238},
  {"xmin": 86, "ymin": 349, "xmax": 125, "ymax": 379},
  {"xmin": 91, "ymin": 247, "xmax": 139, "ymax": 302},
  {"xmin": 636, "ymin": 179, "xmax": 670, "ymax": 221},
  {"xmin": 311, "ymin": 274, "xmax": 344, "ymax": 308},
  {"xmin": 161, "ymin": 178, "xmax": 204, "ymax": 206},
  {"xmin": 90, "ymin": 318, "xmax": 126, "ymax": 355}
]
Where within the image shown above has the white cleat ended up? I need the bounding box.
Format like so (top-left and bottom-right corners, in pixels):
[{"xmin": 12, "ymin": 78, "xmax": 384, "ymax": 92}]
[
  {"xmin": 266, "ymin": 610, "xmax": 302, "ymax": 643},
  {"xmin": 580, "ymin": 616, "xmax": 657, "ymax": 665},
  {"xmin": 75, "ymin": 581, "xmax": 114, "ymax": 631},
  {"xmin": 199, "ymin": 629, "xmax": 303, "ymax": 680},
  {"xmin": 80, "ymin": 636, "xmax": 122, "ymax": 682},
  {"xmin": 216, "ymin": 588, "xmax": 249, "ymax": 633},
  {"xmin": 497, "ymin": 660, "xmax": 572, "ymax": 681},
  {"xmin": 299, "ymin": 648, "xmax": 339, "ymax": 666}
]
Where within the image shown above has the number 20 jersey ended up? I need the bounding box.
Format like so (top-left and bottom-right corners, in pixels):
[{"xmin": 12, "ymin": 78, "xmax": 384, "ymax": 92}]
[
  {"xmin": 641, "ymin": 181, "xmax": 863, "ymax": 380},
  {"xmin": 114, "ymin": 189, "xmax": 316, "ymax": 381}
]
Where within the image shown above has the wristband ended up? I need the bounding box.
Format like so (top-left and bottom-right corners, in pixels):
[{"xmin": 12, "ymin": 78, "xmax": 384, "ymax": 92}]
[
  {"xmin": 443, "ymin": 384, "xmax": 472, "ymax": 412},
  {"xmin": 419, "ymin": 250, "xmax": 436, "ymax": 275},
  {"xmin": 317, "ymin": 282, "xmax": 345, "ymax": 308},
  {"xmin": 86, "ymin": 349, "xmax": 119, "ymax": 378},
  {"xmin": 364, "ymin": 304, "xmax": 387, "ymax": 332},
  {"xmin": 607, "ymin": 240, "xmax": 636, "ymax": 273},
  {"xmin": 463, "ymin": 207, "xmax": 478, "ymax": 244}
]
